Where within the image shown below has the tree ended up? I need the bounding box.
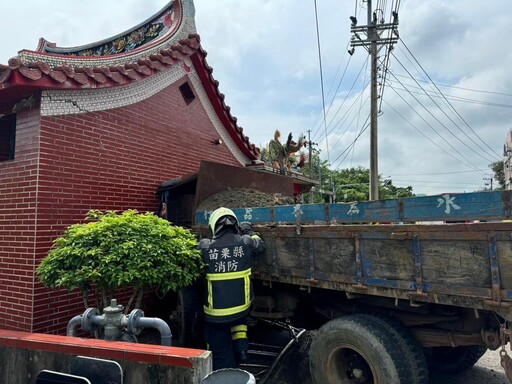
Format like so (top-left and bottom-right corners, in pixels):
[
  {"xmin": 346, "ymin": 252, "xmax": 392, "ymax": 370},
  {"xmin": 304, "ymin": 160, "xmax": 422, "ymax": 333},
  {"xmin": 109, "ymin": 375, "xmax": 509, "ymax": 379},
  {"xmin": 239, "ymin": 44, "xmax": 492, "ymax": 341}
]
[
  {"xmin": 304, "ymin": 163, "xmax": 415, "ymax": 203},
  {"xmin": 380, "ymin": 178, "xmax": 414, "ymax": 199},
  {"xmin": 36, "ymin": 210, "xmax": 204, "ymax": 313},
  {"xmin": 490, "ymin": 160, "xmax": 505, "ymax": 190},
  {"xmin": 302, "ymin": 150, "xmax": 332, "ymax": 204}
]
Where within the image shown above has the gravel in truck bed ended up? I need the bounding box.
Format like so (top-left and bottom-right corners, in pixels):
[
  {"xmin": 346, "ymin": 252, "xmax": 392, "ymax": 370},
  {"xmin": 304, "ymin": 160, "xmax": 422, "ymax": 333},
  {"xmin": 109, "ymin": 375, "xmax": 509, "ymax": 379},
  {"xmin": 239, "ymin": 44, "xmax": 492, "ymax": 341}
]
[{"xmin": 196, "ymin": 188, "xmax": 295, "ymax": 212}]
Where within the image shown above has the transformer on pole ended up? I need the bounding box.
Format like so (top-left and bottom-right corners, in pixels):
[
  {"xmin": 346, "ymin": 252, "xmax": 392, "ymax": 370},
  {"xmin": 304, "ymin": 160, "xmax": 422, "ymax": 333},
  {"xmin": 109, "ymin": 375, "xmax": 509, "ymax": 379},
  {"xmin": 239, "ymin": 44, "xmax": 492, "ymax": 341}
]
[{"xmin": 349, "ymin": 1, "xmax": 399, "ymax": 200}]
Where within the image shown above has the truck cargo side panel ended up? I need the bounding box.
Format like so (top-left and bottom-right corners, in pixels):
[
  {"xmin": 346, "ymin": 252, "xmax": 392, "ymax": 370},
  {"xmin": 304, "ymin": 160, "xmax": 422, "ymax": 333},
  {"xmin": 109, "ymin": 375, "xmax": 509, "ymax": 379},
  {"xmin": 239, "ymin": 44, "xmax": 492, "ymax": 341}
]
[
  {"xmin": 497, "ymin": 240, "xmax": 512, "ymax": 292},
  {"xmin": 420, "ymin": 239, "xmax": 490, "ymax": 287}
]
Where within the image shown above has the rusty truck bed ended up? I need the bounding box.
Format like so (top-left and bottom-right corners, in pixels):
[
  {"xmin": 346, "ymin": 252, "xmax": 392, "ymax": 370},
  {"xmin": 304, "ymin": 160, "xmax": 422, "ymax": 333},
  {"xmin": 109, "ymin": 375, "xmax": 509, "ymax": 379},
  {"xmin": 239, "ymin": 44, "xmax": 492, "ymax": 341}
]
[{"xmin": 195, "ymin": 190, "xmax": 512, "ymax": 321}]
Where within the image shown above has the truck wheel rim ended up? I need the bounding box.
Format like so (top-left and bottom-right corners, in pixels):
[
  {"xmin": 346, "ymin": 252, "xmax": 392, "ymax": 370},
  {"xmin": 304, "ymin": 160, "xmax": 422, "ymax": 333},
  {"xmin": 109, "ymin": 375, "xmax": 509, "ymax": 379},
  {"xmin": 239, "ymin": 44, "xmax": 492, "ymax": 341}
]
[{"xmin": 328, "ymin": 344, "xmax": 375, "ymax": 383}]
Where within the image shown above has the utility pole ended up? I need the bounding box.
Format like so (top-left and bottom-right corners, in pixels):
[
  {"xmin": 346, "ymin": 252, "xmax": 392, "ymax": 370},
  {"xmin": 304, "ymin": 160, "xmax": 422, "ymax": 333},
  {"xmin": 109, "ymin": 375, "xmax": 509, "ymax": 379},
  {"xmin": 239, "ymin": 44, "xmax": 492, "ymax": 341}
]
[
  {"xmin": 349, "ymin": 1, "xmax": 399, "ymax": 200},
  {"xmin": 369, "ymin": 1, "xmax": 379, "ymax": 201},
  {"xmin": 308, "ymin": 130, "xmax": 314, "ymax": 202}
]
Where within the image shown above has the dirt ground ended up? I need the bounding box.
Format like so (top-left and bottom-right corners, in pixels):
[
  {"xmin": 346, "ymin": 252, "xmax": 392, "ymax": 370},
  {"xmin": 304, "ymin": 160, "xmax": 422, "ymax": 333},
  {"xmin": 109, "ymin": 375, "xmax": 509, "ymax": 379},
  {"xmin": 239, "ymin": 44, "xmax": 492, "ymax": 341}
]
[{"xmin": 429, "ymin": 349, "xmax": 509, "ymax": 384}]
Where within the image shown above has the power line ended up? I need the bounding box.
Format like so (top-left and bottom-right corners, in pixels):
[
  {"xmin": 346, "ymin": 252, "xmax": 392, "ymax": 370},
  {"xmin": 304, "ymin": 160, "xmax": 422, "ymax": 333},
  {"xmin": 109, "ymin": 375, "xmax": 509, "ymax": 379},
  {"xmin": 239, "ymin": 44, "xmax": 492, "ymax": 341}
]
[
  {"xmin": 315, "ymin": 66, "xmax": 371, "ymax": 149},
  {"xmin": 313, "ymin": 0, "xmax": 331, "ymax": 169},
  {"xmin": 391, "ymin": 73, "xmax": 512, "ymax": 98},
  {"xmin": 382, "ymin": 97, "xmax": 485, "ymax": 171},
  {"xmin": 389, "ymin": 53, "xmax": 498, "ymax": 165},
  {"xmin": 312, "ymin": 56, "xmax": 369, "ymax": 143},
  {"xmin": 384, "ymin": 77, "xmax": 486, "ymax": 172},
  {"xmin": 330, "ymin": 116, "xmax": 371, "ymax": 169},
  {"xmin": 387, "ymin": 169, "xmax": 492, "ymax": 176},
  {"xmin": 309, "ymin": 51, "xmax": 353, "ymax": 140},
  {"xmin": 399, "ymin": 39, "xmax": 502, "ymax": 160},
  {"xmin": 309, "ymin": 6, "xmax": 366, "ymax": 141},
  {"xmin": 386, "ymin": 80, "xmax": 512, "ymax": 109},
  {"xmin": 325, "ymin": 94, "xmax": 371, "ymax": 164}
]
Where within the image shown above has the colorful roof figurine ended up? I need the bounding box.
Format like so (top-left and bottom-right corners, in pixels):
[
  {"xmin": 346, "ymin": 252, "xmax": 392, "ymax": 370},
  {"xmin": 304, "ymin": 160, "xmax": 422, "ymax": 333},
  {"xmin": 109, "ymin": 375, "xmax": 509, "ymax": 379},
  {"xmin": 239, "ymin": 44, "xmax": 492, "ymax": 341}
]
[{"xmin": 0, "ymin": 0, "xmax": 260, "ymax": 161}]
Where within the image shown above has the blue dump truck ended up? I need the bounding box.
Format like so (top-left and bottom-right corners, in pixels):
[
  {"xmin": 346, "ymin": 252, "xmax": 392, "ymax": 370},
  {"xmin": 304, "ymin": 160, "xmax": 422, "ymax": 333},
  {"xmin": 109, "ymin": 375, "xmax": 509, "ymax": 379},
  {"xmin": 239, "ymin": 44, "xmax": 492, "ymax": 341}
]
[{"xmin": 193, "ymin": 189, "xmax": 512, "ymax": 383}]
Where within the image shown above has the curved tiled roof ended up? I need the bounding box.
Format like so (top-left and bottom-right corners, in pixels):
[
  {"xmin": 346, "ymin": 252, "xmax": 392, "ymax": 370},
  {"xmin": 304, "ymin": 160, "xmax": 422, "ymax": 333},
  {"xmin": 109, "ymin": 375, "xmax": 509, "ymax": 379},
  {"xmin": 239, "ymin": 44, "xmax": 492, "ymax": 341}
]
[
  {"xmin": 0, "ymin": 1, "xmax": 260, "ymax": 160},
  {"xmin": 0, "ymin": 36, "xmax": 200, "ymax": 89}
]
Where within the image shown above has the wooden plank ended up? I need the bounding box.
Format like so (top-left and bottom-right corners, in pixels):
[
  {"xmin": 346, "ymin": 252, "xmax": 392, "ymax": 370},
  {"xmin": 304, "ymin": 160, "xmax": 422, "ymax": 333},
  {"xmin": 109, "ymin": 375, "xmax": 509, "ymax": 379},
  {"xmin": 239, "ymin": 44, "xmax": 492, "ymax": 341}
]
[
  {"xmin": 196, "ymin": 190, "xmax": 512, "ymax": 225},
  {"xmin": 360, "ymin": 238, "xmax": 416, "ymax": 282},
  {"xmin": 497, "ymin": 240, "xmax": 512, "ymax": 291},
  {"xmin": 420, "ymin": 239, "xmax": 491, "ymax": 287},
  {"xmin": 313, "ymin": 238, "xmax": 357, "ymax": 278},
  {"xmin": 329, "ymin": 199, "xmax": 401, "ymax": 223}
]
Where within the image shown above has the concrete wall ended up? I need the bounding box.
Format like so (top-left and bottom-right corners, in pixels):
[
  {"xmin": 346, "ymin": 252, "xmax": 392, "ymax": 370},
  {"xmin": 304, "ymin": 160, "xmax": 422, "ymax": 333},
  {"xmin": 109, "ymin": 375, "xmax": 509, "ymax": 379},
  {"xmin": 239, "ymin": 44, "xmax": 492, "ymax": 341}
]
[{"xmin": 0, "ymin": 329, "xmax": 211, "ymax": 384}]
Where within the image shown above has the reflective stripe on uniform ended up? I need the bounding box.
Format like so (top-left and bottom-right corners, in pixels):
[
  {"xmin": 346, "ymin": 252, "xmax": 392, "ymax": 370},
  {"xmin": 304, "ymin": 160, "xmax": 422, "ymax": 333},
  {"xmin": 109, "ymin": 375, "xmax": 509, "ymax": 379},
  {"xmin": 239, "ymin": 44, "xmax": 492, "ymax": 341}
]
[
  {"xmin": 204, "ymin": 269, "xmax": 252, "ymax": 317},
  {"xmin": 231, "ymin": 324, "xmax": 247, "ymax": 332},
  {"xmin": 231, "ymin": 324, "xmax": 248, "ymax": 341},
  {"xmin": 207, "ymin": 269, "xmax": 251, "ymax": 281},
  {"xmin": 231, "ymin": 332, "xmax": 246, "ymax": 340},
  {"xmin": 204, "ymin": 299, "xmax": 251, "ymax": 317}
]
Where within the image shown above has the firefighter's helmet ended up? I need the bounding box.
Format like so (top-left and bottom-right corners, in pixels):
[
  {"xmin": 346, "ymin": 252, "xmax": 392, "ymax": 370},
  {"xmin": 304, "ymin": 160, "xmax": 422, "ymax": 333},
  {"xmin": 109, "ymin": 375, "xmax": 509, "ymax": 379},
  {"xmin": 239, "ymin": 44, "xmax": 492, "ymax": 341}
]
[{"xmin": 208, "ymin": 207, "xmax": 239, "ymax": 238}]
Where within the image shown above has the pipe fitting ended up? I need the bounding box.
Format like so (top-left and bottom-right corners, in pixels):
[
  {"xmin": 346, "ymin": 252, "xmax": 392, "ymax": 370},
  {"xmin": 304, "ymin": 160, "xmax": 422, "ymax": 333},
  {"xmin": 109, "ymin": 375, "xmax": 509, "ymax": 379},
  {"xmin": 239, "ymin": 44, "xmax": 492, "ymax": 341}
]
[
  {"xmin": 66, "ymin": 299, "xmax": 172, "ymax": 345},
  {"xmin": 66, "ymin": 315, "xmax": 82, "ymax": 337},
  {"xmin": 136, "ymin": 316, "xmax": 172, "ymax": 346}
]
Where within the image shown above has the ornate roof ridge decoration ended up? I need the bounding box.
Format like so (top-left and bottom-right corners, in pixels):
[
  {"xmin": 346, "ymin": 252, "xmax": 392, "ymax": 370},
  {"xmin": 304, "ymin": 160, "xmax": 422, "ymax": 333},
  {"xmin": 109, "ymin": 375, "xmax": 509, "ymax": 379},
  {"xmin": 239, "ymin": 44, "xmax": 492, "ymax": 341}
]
[
  {"xmin": 14, "ymin": 0, "xmax": 197, "ymax": 68},
  {"xmin": 39, "ymin": 1, "xmax": 181, "ymax": 57}
]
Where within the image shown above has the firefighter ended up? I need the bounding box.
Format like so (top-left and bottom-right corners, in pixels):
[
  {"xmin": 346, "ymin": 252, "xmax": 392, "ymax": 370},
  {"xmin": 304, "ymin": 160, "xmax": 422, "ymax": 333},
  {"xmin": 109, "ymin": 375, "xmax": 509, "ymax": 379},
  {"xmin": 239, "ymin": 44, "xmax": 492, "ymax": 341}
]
[{"xmin": 199, "ymin": 207, "xmax": 265, "ymax": 370}]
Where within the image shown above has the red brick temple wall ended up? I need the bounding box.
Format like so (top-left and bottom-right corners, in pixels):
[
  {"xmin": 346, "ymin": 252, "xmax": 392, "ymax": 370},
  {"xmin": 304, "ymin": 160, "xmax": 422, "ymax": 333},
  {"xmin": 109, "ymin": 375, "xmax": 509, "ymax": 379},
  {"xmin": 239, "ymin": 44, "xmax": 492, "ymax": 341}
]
[
  {"xmin": 0, "ymin": 108, "xmax": 41, "ymax": 331},
  {"xmin": 0, "ymin": 79, "xmax": 242, "ymax": 333}
]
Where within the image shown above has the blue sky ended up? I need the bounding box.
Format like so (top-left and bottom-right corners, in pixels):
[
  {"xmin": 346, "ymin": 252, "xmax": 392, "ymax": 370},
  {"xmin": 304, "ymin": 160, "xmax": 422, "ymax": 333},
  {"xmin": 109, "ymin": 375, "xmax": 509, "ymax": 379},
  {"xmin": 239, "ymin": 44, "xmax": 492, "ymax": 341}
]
[{"xmin": 1, "ymin": 0, "xmax": 511, "ymax": 196}]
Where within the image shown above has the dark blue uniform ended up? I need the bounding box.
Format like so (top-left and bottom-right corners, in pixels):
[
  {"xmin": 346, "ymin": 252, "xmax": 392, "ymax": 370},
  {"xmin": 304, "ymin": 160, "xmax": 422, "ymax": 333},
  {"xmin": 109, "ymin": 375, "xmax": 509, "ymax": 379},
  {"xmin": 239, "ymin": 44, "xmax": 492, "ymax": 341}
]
[{"xmin": 199, "ymin": 229, "xmax": 264, "ymax": 370}]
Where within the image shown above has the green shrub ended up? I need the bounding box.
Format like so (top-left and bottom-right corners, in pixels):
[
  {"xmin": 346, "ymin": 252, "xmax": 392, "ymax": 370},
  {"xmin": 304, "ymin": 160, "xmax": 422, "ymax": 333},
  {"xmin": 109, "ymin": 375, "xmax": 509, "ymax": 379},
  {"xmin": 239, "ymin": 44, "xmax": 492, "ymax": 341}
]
[{"xmin": 36, "ymin": 210, "xmax": 204, "ymax": 312}]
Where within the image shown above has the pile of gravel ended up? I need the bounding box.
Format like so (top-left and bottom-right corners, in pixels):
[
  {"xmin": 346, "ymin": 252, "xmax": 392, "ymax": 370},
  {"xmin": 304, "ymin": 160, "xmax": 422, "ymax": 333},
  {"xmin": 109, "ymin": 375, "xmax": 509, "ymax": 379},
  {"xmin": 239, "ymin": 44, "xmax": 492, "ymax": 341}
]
[{"xmin": 196, "ymin": 188, "xmax": 294, "ymax": 212}]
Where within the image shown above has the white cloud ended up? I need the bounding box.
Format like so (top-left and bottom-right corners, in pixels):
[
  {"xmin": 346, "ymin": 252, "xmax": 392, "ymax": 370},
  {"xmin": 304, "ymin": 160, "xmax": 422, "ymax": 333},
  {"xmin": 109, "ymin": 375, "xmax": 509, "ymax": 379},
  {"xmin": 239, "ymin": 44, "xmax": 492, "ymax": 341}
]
[{"xmin": 1, "ymin": 0, "xmax": 511, "ymax": 196}]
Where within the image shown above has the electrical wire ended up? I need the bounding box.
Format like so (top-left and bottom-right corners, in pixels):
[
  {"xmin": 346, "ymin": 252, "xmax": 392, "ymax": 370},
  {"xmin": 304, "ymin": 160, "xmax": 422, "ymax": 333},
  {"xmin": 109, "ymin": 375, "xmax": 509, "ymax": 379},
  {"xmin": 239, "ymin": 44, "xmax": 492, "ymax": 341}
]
[
  {"xmin": 388, "ymin": 169, "xmax": 492, "ymax": 176},
  {"xmin": 311, "ymin": 1, "xmax": 368, "ymax": 142},
  {"xmin": 390, "ymin": 52, "xmax": 498, "ymax": 164},
  {"xmin": 383, "ymin": 74, "xmax": 487, "ymax": 172},
  {"xmin": 330, "ymin": 116, "xmax": 371, "ymax": 169},
  {"xmin": 400, "ymin": 39, "xmax": 503, "ymax": 160},
  {"xmin": 318, "ymin": 61, "xmax": 371, "ymax": 144},
  {"xmin": 312, "ymin": 0, "xmax": 497, "ymax": 194},
  {"xmin": 324, "ymin": 92, "xmax": 371, "ymax": 158},
  {"xmin": 391, "ymin": 73, "xmax": 512, "ymax": 98},
  {"xmin": 313, "ymin": 0, "xmax": 331, "ymax": 169},
  {"xmin": 386, "ymin": 80, "xmax": 512, "ymax": 109},
  {"xmin": 382, "ymin": 98, "xmax": 483, "ymax": 171}
]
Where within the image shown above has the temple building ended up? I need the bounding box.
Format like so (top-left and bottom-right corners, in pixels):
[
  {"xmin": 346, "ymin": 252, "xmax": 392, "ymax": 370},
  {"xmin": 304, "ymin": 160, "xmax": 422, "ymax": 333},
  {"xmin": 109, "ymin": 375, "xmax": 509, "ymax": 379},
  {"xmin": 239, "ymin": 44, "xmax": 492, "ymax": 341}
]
[{"xmin": 0, "ymin": 0, "xmax": 263, "ymax": 333}]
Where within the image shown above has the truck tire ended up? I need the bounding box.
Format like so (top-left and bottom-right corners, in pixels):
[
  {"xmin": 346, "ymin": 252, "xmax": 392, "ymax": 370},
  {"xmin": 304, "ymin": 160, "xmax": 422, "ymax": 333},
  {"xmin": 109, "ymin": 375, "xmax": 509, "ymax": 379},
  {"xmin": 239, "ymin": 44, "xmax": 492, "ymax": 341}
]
[
  {"xmin": 425, "ymin": 345, "xmax": 488, "ymax": 374},
  {"xmin": 372, "ymin": 316, "xmax": 429, "ymax": 384},
  {"xmin": 309, "ymin": 314, "xmax": 410, "ymax": 383}
]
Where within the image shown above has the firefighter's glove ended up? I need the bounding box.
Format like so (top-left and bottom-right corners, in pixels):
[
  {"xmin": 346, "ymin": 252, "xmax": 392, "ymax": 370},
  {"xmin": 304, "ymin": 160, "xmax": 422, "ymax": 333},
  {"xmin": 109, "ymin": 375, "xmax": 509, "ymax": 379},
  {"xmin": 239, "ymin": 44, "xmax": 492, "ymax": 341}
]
[{"xmin": 240, "ymin": 221, "xmax": 259, "ymax": 237}]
